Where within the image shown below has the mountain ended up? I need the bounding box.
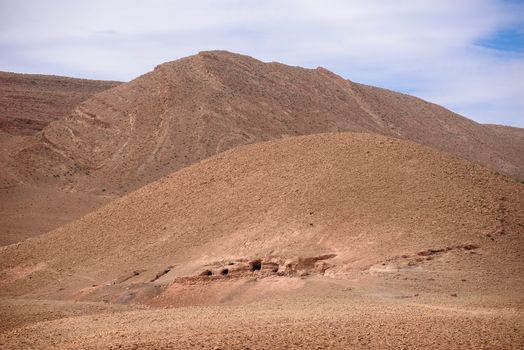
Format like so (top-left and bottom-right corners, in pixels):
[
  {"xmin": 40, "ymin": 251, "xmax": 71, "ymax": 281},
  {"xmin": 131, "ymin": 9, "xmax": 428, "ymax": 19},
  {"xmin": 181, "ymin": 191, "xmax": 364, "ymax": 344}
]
[
  {"xmin": 1, "ymin": 51, "xmax": 523, "ymax": 245},
  {"xmin": 37, "ymin": 51, "xmax": 524, "ymax": 191},
  {"xmin": 0, "ymin": 72, "xmax": 121, "ymax": 245},
  {"xmin": 1, "ymin": 132, "xmax": 522, "ymax": 348},
  {"xmin": 0, "ymin": 71, "xmax": 121, "ymax": 135},
  {"xmin": 485, "ymin": 124, "xmax": 524, "ymax": 152}
]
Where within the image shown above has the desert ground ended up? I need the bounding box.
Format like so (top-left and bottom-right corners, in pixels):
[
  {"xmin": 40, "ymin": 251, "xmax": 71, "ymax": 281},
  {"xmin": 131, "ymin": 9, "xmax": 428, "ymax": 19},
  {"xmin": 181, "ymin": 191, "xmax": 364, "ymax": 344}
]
[{"xmin": 1, "ymin": 52, "xmax": 523, "ymax": 349}]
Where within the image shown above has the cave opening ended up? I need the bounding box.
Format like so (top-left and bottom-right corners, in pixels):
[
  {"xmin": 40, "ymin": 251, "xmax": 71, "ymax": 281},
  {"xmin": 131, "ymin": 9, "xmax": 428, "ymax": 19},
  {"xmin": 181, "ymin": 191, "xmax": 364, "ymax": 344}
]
[{"xmin": 250, "ymin": 260, "xmax": 262, "ymax": 271}]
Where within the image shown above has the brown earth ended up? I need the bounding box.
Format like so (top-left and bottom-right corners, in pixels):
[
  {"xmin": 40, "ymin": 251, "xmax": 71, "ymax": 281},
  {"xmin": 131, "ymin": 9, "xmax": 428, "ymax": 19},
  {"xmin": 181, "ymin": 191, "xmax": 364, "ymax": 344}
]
[
  {"xmin": 1, "ymin": 51, "xmax": 523, "ymax": 245},
  {"xmin": 0, "ymin": 71, "xmax": 121, "ymax": 135},
  {"xmin": 0, "ymin": 72, "xmax": 121, "ymax": 245},
  {"xmin": 1, "ymin": 133, "xmax": 523, "ymax": 348},
  {"xmin": 485, "ymin": 124, "xmax": 524, "ymax": 152},
  {"xmin": 1, "ymin": 297, "xmax": 522, "ymax": 349}
]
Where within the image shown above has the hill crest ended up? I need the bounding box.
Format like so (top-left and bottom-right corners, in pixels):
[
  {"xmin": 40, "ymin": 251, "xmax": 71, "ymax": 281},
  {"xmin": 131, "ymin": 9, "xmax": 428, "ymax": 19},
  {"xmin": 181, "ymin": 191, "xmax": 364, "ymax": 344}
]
[
  {"xmin": 1, "ymin": 132, "xmax": 522, "ymax": 303},
  {"xmin": 1, "ymin": 51, "xmax": 523, "ymax": 245}
]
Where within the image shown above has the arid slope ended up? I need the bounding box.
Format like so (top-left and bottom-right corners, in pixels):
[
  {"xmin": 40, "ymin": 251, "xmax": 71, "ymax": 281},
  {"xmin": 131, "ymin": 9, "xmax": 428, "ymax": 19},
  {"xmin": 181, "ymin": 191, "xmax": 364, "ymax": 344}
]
[
  {"xmin": 0, "ymin": 71, "xmax": 121, "ymax": 135},
  {"xmin": 2, "ymin": 51, "xmax": 523, "ymax": 245},
  {"xmin": 0, "ymin": 132, "xmax": 523, "ymax": 349},
  {"xmin": 0, "ymin": 72, "xmax": 121, "ymax": 245},
  {"xmin": 37, "ymin": 51, "xmax": 524, "ymax": 193},
  {"xmin": 0, "ymin": 133, "xmax": 524, "ymax": 349},
  {"xmin": 1, "ymin": 133, "xmax": 522, "ymax": 301}
]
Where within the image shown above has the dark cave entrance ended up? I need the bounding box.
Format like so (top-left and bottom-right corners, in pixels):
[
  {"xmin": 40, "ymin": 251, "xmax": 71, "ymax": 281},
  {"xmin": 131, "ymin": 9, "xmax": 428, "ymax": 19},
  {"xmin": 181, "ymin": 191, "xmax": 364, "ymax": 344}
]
[{"xmin": 250, "ymin": 260, "xmax": 262, "ymax": 271}]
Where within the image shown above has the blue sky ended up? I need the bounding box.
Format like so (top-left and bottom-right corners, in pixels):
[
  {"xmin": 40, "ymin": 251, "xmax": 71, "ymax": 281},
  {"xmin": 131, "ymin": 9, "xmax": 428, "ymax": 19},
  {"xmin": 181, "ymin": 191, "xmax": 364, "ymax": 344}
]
[{"xmin": 1, "ymin": 0, "xmax": 523, "ymax": 127}]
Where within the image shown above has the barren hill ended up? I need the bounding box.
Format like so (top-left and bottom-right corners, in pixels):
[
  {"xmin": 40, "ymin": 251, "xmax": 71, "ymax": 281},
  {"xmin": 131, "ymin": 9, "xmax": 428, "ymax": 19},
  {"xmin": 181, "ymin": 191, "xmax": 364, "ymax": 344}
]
[
  {"xmin": 0, "ymin": 71, "xmax": 121, "ymax": 135},
  {"xmin": 1, "ymin": 133, "xmax": 522, "ymax": 299},
  {"xmin": 485, "ymin": 124, "xmax": 524, "ymax": 150},
  {"xmin": 1, "ymin": 51, "xmax": 523, "ymax": 245},
  {"xmin": 37, "ymin": 51, "xmax": 524, "ymax": 191},
  {"xmin": 0, "ymin": 72, "xmax": 121, "ymax": 245},
  {"xmin": 1, "ymin": 133, "xmax": 523, "ymax": 348}
]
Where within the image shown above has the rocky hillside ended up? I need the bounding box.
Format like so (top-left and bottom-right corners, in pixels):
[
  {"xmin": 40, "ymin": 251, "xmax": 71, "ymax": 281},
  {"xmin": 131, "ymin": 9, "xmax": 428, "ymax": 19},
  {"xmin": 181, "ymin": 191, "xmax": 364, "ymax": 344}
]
[
  {"xmin": 1, "ymin": 133, "xmax": 522, "ymax": 305},
  {"xmin": 1, "ymin": 51, "xmax": 522, "ymax": 245}
]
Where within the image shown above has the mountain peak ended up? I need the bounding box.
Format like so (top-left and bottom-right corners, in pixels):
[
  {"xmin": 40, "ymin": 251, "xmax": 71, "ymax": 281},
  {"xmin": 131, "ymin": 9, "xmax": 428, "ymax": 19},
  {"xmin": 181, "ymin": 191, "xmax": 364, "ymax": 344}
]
[{"xmin": 2, "ymin": 52, "xmax": 523, "ymax": 244}]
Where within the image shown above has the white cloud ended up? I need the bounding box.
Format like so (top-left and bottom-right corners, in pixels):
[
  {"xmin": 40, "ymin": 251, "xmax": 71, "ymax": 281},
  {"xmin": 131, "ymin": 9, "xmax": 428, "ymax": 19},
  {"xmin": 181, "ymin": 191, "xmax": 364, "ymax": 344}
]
[{"xmin": 0, "ymin": 0, "xmax": 522, "ymax": 126}]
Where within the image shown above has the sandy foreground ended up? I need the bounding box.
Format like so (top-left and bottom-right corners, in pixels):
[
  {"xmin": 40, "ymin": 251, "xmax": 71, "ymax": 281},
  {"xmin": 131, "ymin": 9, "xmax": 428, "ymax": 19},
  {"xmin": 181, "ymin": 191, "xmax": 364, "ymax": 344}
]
[{"xmin": 1, "ymin": 293, "xmax": 523, "ymax": 349}]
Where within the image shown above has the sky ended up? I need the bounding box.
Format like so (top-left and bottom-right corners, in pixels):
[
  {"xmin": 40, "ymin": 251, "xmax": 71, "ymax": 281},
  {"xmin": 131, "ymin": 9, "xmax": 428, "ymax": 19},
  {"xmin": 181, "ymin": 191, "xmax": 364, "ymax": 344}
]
[{"xmin": 1, "ymin": 0, "xmax": 523, "ymax": 127}]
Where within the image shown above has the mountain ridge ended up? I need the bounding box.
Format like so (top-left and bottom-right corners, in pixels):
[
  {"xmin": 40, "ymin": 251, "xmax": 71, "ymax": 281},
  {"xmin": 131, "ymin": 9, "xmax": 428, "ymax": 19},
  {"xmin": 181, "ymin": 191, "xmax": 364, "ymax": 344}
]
[
  {"xmin": 1, "ymin": 50, "xmax": 523, "ymax": 246},
  {"xmin": 1, "ymin": 53, "xmax": 523, "ymax": 349}
]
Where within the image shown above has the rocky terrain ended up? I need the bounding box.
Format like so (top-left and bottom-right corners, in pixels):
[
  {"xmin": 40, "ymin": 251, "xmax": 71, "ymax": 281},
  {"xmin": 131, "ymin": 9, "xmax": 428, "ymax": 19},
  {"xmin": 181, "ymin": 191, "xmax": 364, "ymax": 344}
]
[
  {"xmin": 0, "ymin": 52, "xmax": 523, "ymax": 349},
  {"xmin": 0, "ymin": 71, "xmax": 121, "ymax": 136},
  {"xmin": 1, "ymin": 51, "xmax": 523, "ymax": 245},
  {"xmin": 1, "ymin": 132, "xmax": 523, "ymax": 348},
  {"xmin": 0, "ymin": 72, "xmax": 121, "ymax": 245}
]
